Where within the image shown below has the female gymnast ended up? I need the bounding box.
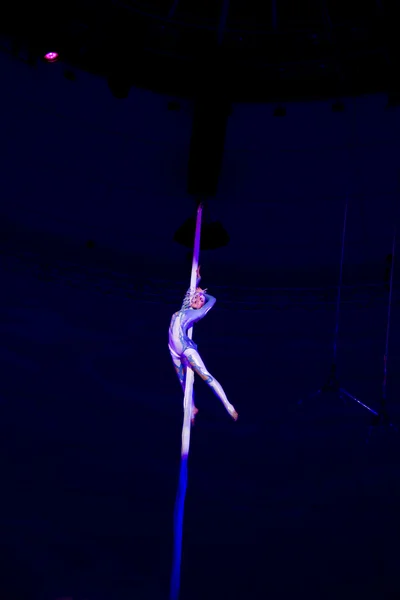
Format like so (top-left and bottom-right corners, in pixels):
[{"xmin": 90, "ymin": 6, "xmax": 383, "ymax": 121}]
[{"xmin": 168, "ymin": 267, "xmax": 238, "ymax": 423}]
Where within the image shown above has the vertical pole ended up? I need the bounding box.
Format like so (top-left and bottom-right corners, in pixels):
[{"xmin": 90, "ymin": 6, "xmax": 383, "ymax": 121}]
[
  {"xmin": 170, "ymin": 201, "xmax": 203, "ymax": 600},
  {"xmin": 182, "ymin": 201, "xmax": 203, "ymax": 457}
]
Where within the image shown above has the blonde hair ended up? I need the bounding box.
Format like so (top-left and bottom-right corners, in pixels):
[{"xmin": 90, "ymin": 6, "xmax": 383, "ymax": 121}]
[{"xmin": 181, "ymin": 287, "xmax": 207, "ymax": 310}]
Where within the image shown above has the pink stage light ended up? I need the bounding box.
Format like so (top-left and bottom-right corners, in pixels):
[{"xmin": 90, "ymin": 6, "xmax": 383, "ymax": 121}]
[{"xmin": 44, "ymin": 51, "xmax": 59, "ymax": 63}]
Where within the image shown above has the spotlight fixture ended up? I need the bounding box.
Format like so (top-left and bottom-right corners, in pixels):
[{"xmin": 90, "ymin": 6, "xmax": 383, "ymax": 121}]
[{"xmin": 44, "ymin": 51, "xmax": 59, "ymax": 63}]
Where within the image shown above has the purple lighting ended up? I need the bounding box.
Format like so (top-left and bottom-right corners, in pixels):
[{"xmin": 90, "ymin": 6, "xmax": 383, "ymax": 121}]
[{"xmin": 44, "ymin": 52, "xmax": 59, "ymax": 63}]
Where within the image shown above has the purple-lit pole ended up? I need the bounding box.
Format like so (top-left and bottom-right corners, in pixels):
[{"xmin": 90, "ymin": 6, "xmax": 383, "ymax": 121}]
[
  {"xmin": 182, "ymin": 201, "xmax": 203, "ymax": 457},
  {"xmin": 170, "ymin": 201, "xmax": 203, "ymax": 600}
]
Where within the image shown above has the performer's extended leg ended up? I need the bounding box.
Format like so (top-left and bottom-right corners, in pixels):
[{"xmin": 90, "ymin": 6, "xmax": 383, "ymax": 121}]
[
  {"xmin": 170, "ymin": 350, "xmax": 198, "ymax": 423},
  {"xmin": 183, "ymin": 348, "xmax": 238, "ymax": 421}
]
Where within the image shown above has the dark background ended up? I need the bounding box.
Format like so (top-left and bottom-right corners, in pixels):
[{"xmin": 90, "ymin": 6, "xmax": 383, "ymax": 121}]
[{"xmin": 1, "ymin": 2, "xmax": 400, "ymax": 599}]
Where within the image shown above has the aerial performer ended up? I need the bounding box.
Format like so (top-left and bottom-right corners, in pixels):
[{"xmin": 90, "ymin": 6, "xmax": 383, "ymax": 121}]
[
  {"xmin": 168, "ymin": 265, "xmax": 239, "ymax": 424},
  {"xmin": 169, "ymin": 202, "xmax": 237, "ymax": 600}
]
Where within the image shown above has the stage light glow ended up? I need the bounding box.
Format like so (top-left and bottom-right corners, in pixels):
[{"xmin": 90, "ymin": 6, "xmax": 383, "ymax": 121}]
[{"xmin": 44, "ymin": 52, "xmax": 59, "ymax": 63}]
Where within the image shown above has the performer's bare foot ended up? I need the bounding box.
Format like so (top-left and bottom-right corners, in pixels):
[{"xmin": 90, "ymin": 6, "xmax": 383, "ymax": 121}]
[
  {"xmin": 191, "ymin": 406, "xmax": 199, "ymax": 425},
  {"xmin": 231, "ymin": 409, "xmax": 238, "ymax": 421}
]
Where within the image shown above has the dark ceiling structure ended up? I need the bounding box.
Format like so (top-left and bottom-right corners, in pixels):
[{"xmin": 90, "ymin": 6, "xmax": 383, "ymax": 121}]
[
  {"xmin": 2, "ymin": 5, "xmax": 400, "ymax": 600},
  {"xmin": 1, "ymin": 0, "xmax": 399, "ymax": 102}
]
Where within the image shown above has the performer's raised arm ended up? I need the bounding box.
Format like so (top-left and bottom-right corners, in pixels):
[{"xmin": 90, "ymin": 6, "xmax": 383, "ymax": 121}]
[{"xmin": 186, "ymin": 292, "xmax": 216, "ymax": 325}]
